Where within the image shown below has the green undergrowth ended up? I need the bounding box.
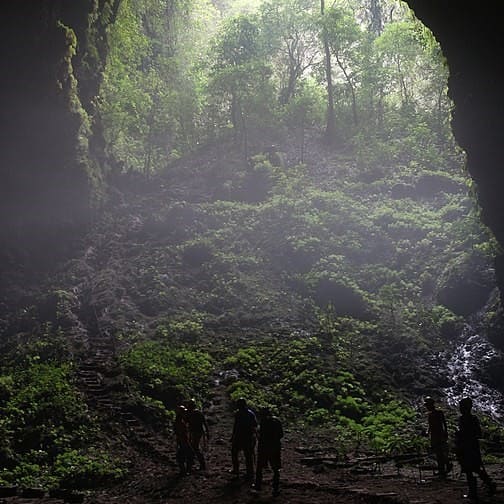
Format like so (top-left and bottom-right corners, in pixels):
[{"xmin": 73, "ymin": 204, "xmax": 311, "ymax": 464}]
[
  {"xmin": 0, "ymin": 361, "xmax": 124, "ymax": 490},
  {"xmin": 222, "ymin": 329, "xmax": 428, "ymax": 455},
  {"xmin": 119, "ymin": 340, "xmax": 214, "ymax": 407}
]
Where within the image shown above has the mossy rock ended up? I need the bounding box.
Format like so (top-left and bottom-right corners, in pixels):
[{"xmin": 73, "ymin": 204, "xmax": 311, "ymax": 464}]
[
  {"xmin": 415, "ymin": 171, "xmax": 463, "ymax": 197},
  {"xmin": 436, "ymin": 251, "xmax": 494, "ymax": 315},
  {"xmin": 313, "ymin": 279, "xmax": 370, "ymax": 319}
]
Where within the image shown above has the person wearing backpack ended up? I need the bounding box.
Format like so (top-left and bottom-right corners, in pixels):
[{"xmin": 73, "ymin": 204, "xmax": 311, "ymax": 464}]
[
  {"xmin": 186, "ymin": 398, "xmax": 210, "ymax": 471},
  {"xmin": 230, "ymin": 397, "xmax": 257, "ymax": 480},
  {"xmin": 455, "ymin": 397, "xmax": 496, "ymax": 501},
  {"xmin": 252, "ymin": 407, "xmax": 284, "ymax": 497}
]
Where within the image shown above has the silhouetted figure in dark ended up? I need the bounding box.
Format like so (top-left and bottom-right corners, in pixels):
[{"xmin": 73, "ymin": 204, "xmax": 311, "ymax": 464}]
[
  {"xmin": 455, "ymin": 397, "xmax": 496, "ymax": 501},
  {"xmin": 252, "ymin": 407, "xmax": 284, "ymax": 497},
  {"xmin": 174, "ymin": 404, "xmax": 194, "ymax": 476},
  {"xmin": 230, "ymin": 397, "xmax": 257, "ymax": 480},
  {"xmin": 424, "ymin": 396, "xmax": 450, "ymax": 477},
  {"xmin": 186, "ymin": 398, "xmax": 209, "ymax": 471}
]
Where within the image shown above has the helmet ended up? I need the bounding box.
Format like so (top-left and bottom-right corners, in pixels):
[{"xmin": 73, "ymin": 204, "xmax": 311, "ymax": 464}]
[
  {"xmin": 176, "ymin": 404, "xmax": 187, "ymax": 415},
  {"xmin": 236, "ymin": 398, "xmax": 247, "ymax": 409},
  {"xmin": 424, "ymin": 396, "xmax": 435, "ymax": 407}
]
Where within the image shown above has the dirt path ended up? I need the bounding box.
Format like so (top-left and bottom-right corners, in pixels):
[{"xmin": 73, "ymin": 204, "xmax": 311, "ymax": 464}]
[
  {"xmin": 1, "ymin": 365, "xmax": 504, "ymax": 504},
  {"xmin": 84, "ymin": 372, "xmax": 504, "ymax": 504}
]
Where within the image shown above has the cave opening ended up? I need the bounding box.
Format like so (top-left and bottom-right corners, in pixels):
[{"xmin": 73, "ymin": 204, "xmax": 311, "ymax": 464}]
[{"xmin": 1, "ymin": 0, "xmax": 504, "ymax": 496}]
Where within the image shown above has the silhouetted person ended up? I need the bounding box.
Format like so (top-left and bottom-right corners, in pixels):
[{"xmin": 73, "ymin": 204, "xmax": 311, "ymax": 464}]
[
  {"xmin": 230, "ymin": 397, "xmax": 257, "ymax": 480},
  {"xmin": 252, "ymin": 407, "xmax": 283, "ymax": 497},
  {"xmin": 455, "ymin": 397, "xmax": 496, "ymax": 501},
  {"xmin": 424, "ymin": 396, "xmax": 450, "ymax": 477},
  {"xmin": 186, "ymin": 398, "xmax": 209, "ymax": 471},
  {"xmin": 174, "ymin": 404, "xmax": 194, "ymax": 476}
]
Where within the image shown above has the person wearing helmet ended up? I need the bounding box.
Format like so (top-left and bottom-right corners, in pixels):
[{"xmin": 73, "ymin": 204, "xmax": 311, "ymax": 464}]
[
  {"xmin": 186, "ymin": 398, "xmax": 209, "ymax": 471},
  {"xmin": 455, "ymin": 397, "xmax": 496, "ymax": 501},
  {"xmin": 230, "ymin": 398, "xmax": 257, "ymax": 480},
  {"xmin": 252, "ymin": 407, "xmax": 284, "ymax": 497},
  {"xmin": 424, "ymin": 396, "xmax": 451, "ymax": 477},
  {"xmin": 174, "ymin": 404, "xmax": 194, "ymax": 476}
]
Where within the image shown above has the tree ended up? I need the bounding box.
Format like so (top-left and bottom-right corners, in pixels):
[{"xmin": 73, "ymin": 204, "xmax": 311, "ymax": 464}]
[
  {"xmin": 365, "ymin": 0, "xmax": 384, "ymax": 35},
  {"xmin": 323, "ymin": 5, "xmax": 366, "ymax": 127},
  {"xmin": 374, "ymin": 21, "xmax": 421, "ymax": 109},
  {"xmin": 259, "ymin": 0, "xmax": 320, "ymax": 105},
  {"xmin": 99, "ymin": 0, "xmax": 218, "ymax": 174},
  {"xmin": 319, "ymin": 0, "xmax": 337, "ymax": 144},
  {"xmin": 284, "ymin": 79, "xmax": 325, "ymax": 161},
  {"xmin": 208, "ymin": 14, "xmax": 275, "ymax": 153}
]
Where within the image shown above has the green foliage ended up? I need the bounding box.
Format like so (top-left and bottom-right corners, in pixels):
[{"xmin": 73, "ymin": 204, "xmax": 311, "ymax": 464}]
[
  {"xmin": 155, "ymin": 313, "xmax": 205, "ymax": 344},
  {"xmin": 97, "ymin": 0, "xmax": 459, "ymax": 175},
  {"xmin": 120, "ymin": 341, "xmax": 213, "ymax": 405},
  {"xmin": 0, "ymin": 363, "xmax": 107, "ymax": 489},
  {"xmin": 259, "ymin": 0, "xmax": 319, "ymax": 105},
  {"xmin": 213, "ymin": 15, "xmax": 263, "ymax": 66},
  {"xmin": 222, "ymin": 332, "xmax": 430, "ymax": 453},
  {"xmin": 100, "ymin": 0, "xmax": 219, "ymax": 172},
  {"xmin": 3, "ymin": 363, "xmax": 91, "ymax": 454},
  {"xmin": 283, "ymin": 79, "xmax": 325, "ymax": 126},
  {"xmin": 52, "ymin": 449, "xmax": 125, "ymax": 488},
  {"xmin": 0, "ymin": 449, "xmax": 124, "ymax": 490},
  {"xmin": 0, "ymin": 323, "xmax": 69, "ymax": 369},
  {"xmin": 207, "ymin": 13, "xmax": 277, "ymax": 142},
  {"xmin": 361, "ymin": 400, "xmax": 423, "ymax": 454},
  {"xmin": 224, "ymin": 335, "xmax": 368, "ymax": 421},
  {"xmin": 317, "ymin": 312, "xmax": 375, "ymax": 363}
]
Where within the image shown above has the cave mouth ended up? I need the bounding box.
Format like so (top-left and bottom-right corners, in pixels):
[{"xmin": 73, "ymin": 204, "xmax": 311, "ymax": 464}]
[{"xmin": 2, "ymin": 2, "xmax": 504, "ymax": 495}]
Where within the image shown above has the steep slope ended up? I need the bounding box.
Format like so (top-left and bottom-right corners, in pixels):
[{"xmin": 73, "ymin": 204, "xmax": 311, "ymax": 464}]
[{"xmin": 1, "ymin": 135, "xmax": 503, "ymax": 500}]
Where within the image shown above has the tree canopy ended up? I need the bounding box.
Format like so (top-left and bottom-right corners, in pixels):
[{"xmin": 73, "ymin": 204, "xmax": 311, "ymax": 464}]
[{"xmin": 98, "ymin": 0, "xmax": 455, "ymax": 173}]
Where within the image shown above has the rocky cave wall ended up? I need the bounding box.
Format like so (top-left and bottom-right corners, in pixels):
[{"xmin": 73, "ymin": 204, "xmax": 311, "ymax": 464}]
[
  {"xmin": 0, "ymin": 0, "xmax": 119, "ymax": 265},
  {"xmin": 1, "ymin": 1, "xmax": 504, "ymax": 290},
  {"xmin": 405, "ymin": 1, "xmax": 504, "ymax": 292}
]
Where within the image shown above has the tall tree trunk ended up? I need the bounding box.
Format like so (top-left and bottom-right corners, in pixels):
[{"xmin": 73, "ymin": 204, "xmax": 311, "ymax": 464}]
[
  {"xmin": 368, "ymin": 0, "xmax": 383, "ymax": 35},
  {"xmin": 231, "ymin": 91, "xmax": 239, "ymax": 141},
  {"xmin": 321, "ymin": 0, "xmax": 336, "ymax": 144},
  {"xmin": 335, "ymin": 53, "xmax": 358, "ymax": 126}
]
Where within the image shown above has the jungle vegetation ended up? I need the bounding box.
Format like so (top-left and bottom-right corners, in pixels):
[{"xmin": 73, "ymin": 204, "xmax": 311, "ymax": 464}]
[{"xmin": 1, "ymin": 0, "xmax": 503, "ymax": 491}]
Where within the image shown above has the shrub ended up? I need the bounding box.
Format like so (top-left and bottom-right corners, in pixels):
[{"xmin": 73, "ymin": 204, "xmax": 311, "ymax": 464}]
[
  {"xmin": 4, "ymin": 363, "xmax": 92, "ymax": 457},
  {"xmin": 120, "ymin": 342, "xmax": 213, "ymax": 406},
  {"xmin": 53, "ymin": 449, "xmax": 125, "ymax": 489},
  {"xmin": 0, "ymin": 363, "xmax": 102, "ymax": 489},
  {"xmin": 155, "ymin": 313, "xmax": 205, "ymax": 344},
  {"xmin": 182, "ymin": 240, "xmax": 214, "ymax": 266}
]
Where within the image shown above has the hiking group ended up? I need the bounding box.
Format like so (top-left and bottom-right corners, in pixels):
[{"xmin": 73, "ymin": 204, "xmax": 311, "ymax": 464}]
[
  {"xmin": 424, "ymin": 396, "xmax": 496, "ymax": 502},
  {"xmin": 174, "ymin": 397, "xmax": 283, "ymax": 496},
  {"xmin": 174, "ymin": 394, "xmax": 496, "ymax": 501}
]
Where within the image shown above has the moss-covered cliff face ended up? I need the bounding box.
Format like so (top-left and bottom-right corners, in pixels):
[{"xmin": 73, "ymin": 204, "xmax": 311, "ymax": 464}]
[
  {"xmin": 405, "ymin": 1, "xmax": 504, "ymax": 293},
  {"xmin": 0, "ymin": 1, "xmax": 119, "ymax": 265}
]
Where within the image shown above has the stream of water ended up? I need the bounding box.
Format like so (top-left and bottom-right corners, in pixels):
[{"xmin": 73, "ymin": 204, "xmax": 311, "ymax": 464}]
[{"xmin": 442, "ymin": 325, "xmax": 504, "ymax": 421}]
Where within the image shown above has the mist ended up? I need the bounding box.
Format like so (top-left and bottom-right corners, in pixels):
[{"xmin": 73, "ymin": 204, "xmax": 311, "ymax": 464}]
[{"xmin": 0, "ymin": 0, "xmax": 503, "ymax": 499}]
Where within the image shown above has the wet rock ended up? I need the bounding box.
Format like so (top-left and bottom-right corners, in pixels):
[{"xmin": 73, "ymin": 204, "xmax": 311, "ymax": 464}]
[{"xmin": 436, "ymin": 252, "xmax": 494, "ymax": 316}]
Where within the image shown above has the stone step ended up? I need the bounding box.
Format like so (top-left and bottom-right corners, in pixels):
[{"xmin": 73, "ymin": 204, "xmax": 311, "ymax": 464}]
[
  {"xmin": 96, "ymin": 401, "xmax": 115, "ymax": 409},
  {"xmin": 85, "ymin": 388, "xmax": 107, "ymax": 395},
  {"xmin": 82, "ymin": 380, "xmax": 103, "ymax": 386}
]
